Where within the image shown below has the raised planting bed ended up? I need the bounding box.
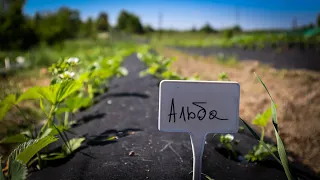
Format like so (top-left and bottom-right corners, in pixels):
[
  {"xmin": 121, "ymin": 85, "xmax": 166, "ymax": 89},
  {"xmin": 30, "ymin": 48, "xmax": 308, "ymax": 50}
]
[
  {"xmin": 27, "ymin": 54, "xmax": 319, "ymax": 180},
  {"xmin": 173, "ymin": 46, "xmax": 320, "ymax": 71}
]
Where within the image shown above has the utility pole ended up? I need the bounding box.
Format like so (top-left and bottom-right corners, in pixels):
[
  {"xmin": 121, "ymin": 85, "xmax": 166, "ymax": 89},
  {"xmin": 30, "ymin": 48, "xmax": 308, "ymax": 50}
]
[
  {"xmin": 292, "ymin": 17, "xmax": 297, "ymax": 30},
  {"xmin": 158, "ymin": 12, "xmax": 162, "ymax": 40},
  {"xmin": 235, "ymin": 5, "xmax": 240, "ymax": 27}
]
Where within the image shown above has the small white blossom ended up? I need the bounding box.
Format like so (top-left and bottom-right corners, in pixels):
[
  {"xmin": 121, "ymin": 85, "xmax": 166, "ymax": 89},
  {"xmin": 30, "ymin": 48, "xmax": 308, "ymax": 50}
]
[
  {"xmin": 16, "ymin": 56, "xmax": 25, "ymax": 64},
  {"xmin": 59, "ymin": 71, "xmax": 75, "ymax": 79},
  {"xmin": 137, "ymin": 53, "xmax": 143, "ymax": 59},
  {"xmin": 67, "ymin": 57, "xmax": 79, "ymax": 64},
  {"xmin": 68, "ymin": 71, "xmax": 75, "ymax": 78},
  {"xmin": 225, "ymin": 134, "xmax": 234, "ymax": 142},
  {"xmin": 107, "ymin": 59, "xmax": 114, "ymax": 65},
  {"xmin": 93, "ymin": 62, "xmax": 99, "ymax": 68}
]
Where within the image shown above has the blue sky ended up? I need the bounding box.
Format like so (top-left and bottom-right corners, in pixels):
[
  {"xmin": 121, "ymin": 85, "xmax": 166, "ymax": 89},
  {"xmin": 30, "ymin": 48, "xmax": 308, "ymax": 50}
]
[{"xmin": 24, "ymin": 0, "xmax": 320, "ymax": 30}]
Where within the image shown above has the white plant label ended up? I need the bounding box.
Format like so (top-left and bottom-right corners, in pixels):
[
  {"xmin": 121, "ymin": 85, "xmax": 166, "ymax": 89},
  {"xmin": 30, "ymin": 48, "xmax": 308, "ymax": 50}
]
[{"xmin": 158, "ymin": 80, "xmax": 240, "ymax": 180}]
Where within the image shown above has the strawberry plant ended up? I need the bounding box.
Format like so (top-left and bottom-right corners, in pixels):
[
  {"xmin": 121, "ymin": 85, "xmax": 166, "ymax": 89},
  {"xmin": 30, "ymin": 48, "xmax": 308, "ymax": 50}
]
[
  {"xmin": 1, "ymin": 137, "xmax": 58, "ymax": 180},
  {"xmin": 137, "ymin": 46, "xmax": 199, "ymax": 80},
  {"xmin": 219, "ymin": 134, "xmax": 238, "ymax": 160},
  {"xmin": 0, "ymin": 43, "xmax": 134, "ymax": 178},
  {"xmin": 244, "ymin": 107, "xmax": 277, "ymax": 162}
]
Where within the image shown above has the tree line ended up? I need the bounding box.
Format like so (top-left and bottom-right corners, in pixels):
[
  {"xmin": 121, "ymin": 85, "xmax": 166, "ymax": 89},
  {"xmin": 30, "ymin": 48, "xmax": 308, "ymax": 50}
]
[
  {"xmin": 1, "ymin": 0, "xmax": 320, "ymax": 50},
  {"xmin": 0, "ymin": 0, "xmax": 151, "ymax": 50}
]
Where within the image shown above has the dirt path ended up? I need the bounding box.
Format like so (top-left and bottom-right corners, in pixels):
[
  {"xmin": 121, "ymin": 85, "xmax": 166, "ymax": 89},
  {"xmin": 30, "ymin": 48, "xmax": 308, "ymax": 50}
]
[
  {"xmin": 28, "ymin": 54, "xmax": 316, "ymax": 180},
  {"xmin": 173, "ymin": 46, "xmax": 320, "ymax": 71}
]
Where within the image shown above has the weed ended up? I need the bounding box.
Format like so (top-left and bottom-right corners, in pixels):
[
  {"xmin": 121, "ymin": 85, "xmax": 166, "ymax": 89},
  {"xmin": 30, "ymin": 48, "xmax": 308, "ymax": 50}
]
[{"xmin": 241, "ymin": 73, "xmax": 294, "ymax": 180}]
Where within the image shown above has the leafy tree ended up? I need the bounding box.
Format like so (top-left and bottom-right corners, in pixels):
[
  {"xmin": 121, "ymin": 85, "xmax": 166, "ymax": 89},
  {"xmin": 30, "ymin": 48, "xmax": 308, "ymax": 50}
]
[
  {"xmin": 0, "ymin": 0, "xmax": 38, "ymax": 50},
  {"xmin": 116, "ymin": 10, "xmax": 129, "ymax": 31},
  {"xmin": 83, "ymin": 17, "xmax": 96, "ymax": 37},
  {"xmin": 232, "ymin": 25, "xmax": 242, "ymax": 33},
  {"xmin": 317, "ymin": 13, "xmax": 320, "ymax": 27},
  {"xmin": 223, "ymin": 29, "xmax": 234, "ymax": 39},
  {"xmin": 32, "ymin": 7, "xmax": 81, "ymax": 45},
  {"xmin": 199, "ymin": 23, "xmax": 217, "ymax": 33},
  {"xmin": 308, "ymin": 23, "xmax": 315, "ymax": 29},
  {"xmin": 220, "ymin": 26, "xmax": 242, "ymax": 39},
  {"xmin": 116, "ymin": 10, "xmax": 144, "ymax": 34},
  {"xmin": 144, "ymin": 25, "xmax": 154, "ymax": 33},
  {"xmin": 191, "ymin": 26, "xmax": 197, "ymax": 32},
  {"xmin": 96, "ymin": 12, "xmax": 109, "ymax": 31},
  {"xmin": 299, "ymin": 23, "xmax": 315, "ymax": 31}
]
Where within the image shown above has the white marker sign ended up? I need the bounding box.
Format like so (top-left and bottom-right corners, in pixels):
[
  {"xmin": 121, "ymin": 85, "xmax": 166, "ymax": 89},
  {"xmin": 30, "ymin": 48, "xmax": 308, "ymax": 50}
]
[{"xmin": 158, "ymin": 80, "xmax": 240, "ymax": 180}]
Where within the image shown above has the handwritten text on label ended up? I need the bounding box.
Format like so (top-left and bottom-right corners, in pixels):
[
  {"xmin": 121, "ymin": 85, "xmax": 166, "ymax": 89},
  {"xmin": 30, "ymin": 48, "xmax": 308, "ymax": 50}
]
[{"xmin": 168, "ymin": 98, "xmax": 228, "ymax": 123}]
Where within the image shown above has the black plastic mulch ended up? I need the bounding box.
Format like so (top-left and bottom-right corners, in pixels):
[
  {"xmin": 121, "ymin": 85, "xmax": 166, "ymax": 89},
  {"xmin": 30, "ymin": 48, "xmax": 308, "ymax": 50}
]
[{"xmin": 173, "ymin": 46, "xmax": 320, "ymax": 71}]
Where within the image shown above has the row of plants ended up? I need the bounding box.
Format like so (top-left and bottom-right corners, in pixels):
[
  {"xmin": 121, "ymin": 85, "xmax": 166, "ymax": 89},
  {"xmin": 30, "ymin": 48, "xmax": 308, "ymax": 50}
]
[
  {"xmin": 212, "ymin": 33, "xmax": 319, "ymax": 50},
  {"xmin": 137, "ymin": 45, "xmax": 199, "ymax": 81},
  {"xmin": 0, "ymin": 43, "xmax": 136, "ymax": 179},
  {"xmin": 151, "ymin": 32, "xmax": 320, "ymax": 50},
  {"xmin": 136, "ymin": 49, "xmax": 294, "ymax": 180}
]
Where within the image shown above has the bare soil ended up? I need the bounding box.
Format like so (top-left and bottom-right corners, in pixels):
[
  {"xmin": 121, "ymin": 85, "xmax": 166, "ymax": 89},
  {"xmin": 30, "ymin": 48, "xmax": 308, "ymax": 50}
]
[{"xmin": 157, "ymin": 47, "xmax": 320, "ymax": 174}]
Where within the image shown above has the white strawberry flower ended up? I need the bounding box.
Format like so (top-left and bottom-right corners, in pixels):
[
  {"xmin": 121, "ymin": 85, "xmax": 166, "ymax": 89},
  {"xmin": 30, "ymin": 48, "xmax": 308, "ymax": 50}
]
[
  {"xmin": 137, "ymin": 53, "xmax": 143, "ymax": 59},
  {"xmin": 59, "ymin": 74, "xmax": 65, "ymax": 79},
  {"xmin": 107, "ymin": 59, "xmax": 113, "ymax": 65},
  {"xmin": 225, "ymin": 134, "xmax": 234, "ymax": 142},
  {"xmin": 65, "ymin": 71, "xmax": 75, "ymax": 78},
  {"xmin": 93, "ymin": 62, "xmax": 99, "ymax": 68},
  {"xmin": 68, "ymin": 71, "xmax": 75, "ymax": 78},
  {"xmin": 67, "ymin": 57, "xmax": 79, "ymax": 64},
  {"xmin": 59, "ymin": 71, "xmax": 75, "ymax": 79}
]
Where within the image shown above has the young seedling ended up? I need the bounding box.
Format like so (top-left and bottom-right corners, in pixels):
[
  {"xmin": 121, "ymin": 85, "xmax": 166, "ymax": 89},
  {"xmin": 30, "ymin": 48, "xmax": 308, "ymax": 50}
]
[
  {"xmin": 216, "ymin": 71, "xmax": 294, "ymax": 179},
  {"xmin": 219, "ymin": 134, "xmax": 238, "ymax": 160},
  {"xmin": 218, "ymin": 72, "xmax": 230, "ymax": 81},
  {"xmin": 241, "ymin": 73, "xmax": 294, "ymax": 180},
  {"xmin": 238, "ymin": 126, "xmax": 245, "ymax": 133},
  {"xmin": 254, "ymin": 73, "xmax": 294, "ymax": 180},
  {"xmin": 244, "ymin": 107, "xmax": 277, "ymax": 162}
]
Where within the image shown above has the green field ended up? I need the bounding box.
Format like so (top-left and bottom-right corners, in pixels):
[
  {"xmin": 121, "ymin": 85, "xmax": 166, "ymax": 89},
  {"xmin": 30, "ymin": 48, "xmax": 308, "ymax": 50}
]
[{"xmin": 147, "ymin": 31, "xmax": 320, "ymax": 49}]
